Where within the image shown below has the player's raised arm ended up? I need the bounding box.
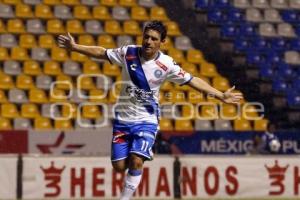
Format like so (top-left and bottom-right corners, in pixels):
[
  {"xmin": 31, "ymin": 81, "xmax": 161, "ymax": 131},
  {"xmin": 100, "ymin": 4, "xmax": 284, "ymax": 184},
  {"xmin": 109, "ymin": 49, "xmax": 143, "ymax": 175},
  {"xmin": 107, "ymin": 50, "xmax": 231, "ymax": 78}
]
[
  {"xmin": 187, "ymin": 77, "xmax": 243, "ymax": 104},
  {"xmin": 57, "ymin": 32, "xmax": 108, "ymax": 60}
]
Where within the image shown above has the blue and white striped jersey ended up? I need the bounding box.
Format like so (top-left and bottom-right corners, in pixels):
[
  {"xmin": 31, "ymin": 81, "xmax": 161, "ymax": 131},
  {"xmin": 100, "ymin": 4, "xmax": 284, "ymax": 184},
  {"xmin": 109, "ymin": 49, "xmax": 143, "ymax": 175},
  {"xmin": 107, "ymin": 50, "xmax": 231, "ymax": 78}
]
[{"xmin": 106, "ymin": 45, "xmax": 193, "ymax": 124}]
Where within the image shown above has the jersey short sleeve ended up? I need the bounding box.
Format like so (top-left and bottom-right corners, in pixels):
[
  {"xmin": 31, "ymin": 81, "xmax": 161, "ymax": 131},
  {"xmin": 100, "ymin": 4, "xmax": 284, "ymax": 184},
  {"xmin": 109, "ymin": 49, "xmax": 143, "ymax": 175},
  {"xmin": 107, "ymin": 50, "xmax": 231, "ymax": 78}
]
[
  {"xmin": 166, "ymin": 60, "xmax": 193, "ymax": 85},
  {"xmin": 105, "ymin": 46, "xmax": 128, "ymax": 66}
]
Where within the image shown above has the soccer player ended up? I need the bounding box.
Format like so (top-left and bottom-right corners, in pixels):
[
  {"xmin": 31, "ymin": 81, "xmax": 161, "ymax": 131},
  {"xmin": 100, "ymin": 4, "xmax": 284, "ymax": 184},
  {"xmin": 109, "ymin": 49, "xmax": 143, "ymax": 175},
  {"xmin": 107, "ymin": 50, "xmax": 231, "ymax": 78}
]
[{"xmin": 58, "ymin": 20, "xmax": 243, "ymax": 200}]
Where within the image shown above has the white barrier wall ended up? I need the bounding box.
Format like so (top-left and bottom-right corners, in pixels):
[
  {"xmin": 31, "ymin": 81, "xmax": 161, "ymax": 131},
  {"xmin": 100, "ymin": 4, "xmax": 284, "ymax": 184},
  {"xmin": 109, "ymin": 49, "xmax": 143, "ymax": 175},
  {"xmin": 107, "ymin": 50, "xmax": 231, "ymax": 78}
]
[
  {"xmin": 1, "ymin": 155, "xmax": 300, "ymax": 199},
  {"xmin": 180, "ymin": 156, "xmax": 300, "ymax": 199},
  {"xmin": 22, "ymin": 156, "xmax": 174, "ymax": 199},
  {"xmin": 0, "ymin": 156, "xmax": 17, "ymax": 200}
]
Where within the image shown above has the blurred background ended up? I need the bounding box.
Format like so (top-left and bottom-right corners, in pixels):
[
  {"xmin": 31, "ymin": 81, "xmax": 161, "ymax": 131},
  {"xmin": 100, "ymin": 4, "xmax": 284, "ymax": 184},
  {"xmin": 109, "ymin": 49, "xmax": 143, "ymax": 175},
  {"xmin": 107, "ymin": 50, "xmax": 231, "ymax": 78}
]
[{"xmin": 0, "ymin": 0, "xmax": 299, "ymax": 199}]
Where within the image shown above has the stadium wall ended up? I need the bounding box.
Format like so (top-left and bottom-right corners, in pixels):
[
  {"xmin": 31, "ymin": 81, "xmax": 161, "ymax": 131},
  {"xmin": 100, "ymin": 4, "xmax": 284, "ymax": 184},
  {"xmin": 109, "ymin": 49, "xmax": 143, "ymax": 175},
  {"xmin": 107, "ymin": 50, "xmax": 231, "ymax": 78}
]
[{"xmin": 1, "ymin": 155, "xmax": 300, "ymax": 199}]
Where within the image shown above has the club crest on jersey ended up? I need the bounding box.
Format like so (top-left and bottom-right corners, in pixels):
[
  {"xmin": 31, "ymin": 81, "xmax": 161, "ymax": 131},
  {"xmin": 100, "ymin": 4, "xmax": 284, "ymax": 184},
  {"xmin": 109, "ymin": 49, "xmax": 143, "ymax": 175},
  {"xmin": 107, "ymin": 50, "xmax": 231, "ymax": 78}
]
[
  {"xmin": 154, "ymin": 69, "xmax": 163, "ymax": 78},
  {"xmin": 130, "ymin": 63, "xmax": 137, "ymax": 71}
]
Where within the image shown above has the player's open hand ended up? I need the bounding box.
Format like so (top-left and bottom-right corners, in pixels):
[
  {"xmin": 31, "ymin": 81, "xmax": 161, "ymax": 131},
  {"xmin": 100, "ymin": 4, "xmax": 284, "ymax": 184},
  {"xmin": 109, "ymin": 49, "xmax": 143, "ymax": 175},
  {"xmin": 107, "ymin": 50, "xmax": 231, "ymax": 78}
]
[
  {"xmin": 58, "ymin": 32, "xmax": 75, "ymax": 51},
  {"xmin": 222, "ymin": 86, "xmax": 243, "ymax": 104}
]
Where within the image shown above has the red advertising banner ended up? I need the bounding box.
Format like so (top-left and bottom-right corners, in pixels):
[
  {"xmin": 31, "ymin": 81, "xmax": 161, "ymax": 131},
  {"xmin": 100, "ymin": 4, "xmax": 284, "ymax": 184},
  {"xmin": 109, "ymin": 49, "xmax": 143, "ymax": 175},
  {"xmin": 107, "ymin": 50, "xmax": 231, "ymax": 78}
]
[
  {"xmin": 22, "ymin": 156, "xmax": 174, "ymax": 199},
  {"xmin": 0, "ymin": 130, "xmax": 28, "ymax": 153}
]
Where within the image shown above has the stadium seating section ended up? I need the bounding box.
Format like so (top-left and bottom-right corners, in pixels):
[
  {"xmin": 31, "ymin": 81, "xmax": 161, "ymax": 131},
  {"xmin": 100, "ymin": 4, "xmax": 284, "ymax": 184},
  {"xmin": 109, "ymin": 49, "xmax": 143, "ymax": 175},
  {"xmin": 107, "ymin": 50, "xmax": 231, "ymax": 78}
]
[
  {"xmin": 194, "ymin": 0, "xmax": 300, "ymax": 129},
  {"xmin": 0, "ymin": 0, "xmax": 269, "ymax": 131}
]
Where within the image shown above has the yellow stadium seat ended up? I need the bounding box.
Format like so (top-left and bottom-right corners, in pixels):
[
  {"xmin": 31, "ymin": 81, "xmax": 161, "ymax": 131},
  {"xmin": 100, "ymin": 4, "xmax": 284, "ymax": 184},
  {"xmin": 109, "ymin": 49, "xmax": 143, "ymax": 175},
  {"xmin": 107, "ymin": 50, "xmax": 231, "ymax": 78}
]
[
  {"xmin": 108, "ymin": 89, "xmax": 119, "ymax": 103},
  {"xmin": 160, "ymin": 81, "xmax": 174, "ymax": 91},
  {"xmin": 105, "ymin": 20, "xmax": 122, "ymax": 35},
  {"xmin": 23, "ymin": 61, "xmax": 42, "ymax": 76},
  {"xmin": 3, "ymin": 0, "xmax": 21, "ymax": 4},
  {"xmin": 212, "ymin": 76, "xmax": 230, "ymax": 92},
  {"xmin": 1, "ymin": 103, "xmax": 19, "ymax": 118},
  {"xmin": 39, "ymin": 34, "xmax": 56, "ymax": 49},
  {"xmin": 187, "ymin": 49, "xmax": 204, "ymax": 64},
  {"xmin": 123, "ymin": 20, "xmax": 142, "ymax": 35},
  {"xmin": 101, "ymin": 0, "xmax": 117, "ymax": 6},
  {"xmin": 150, "ymin": 7, "xmax": 169, "ymax": 21},
  {"xmin": 187, "ymin": 90, "xmax": 205, "ymax": 104},
  {"xmin": 7, "ymin": 19, "xmax": 25, "ymax": 34},
  {"xmin": 78, "ymin": 35, "xmax": 96, "ymax": 46},
  {"xmin": 47, "ymin": 19, "xmax": 65, "ymax": 34},
  {"xmin": 159, "ymin": 118, "xmax": 173, "ymax": 131},
  {"xmin": 168, "ymin": 48, "xmax": 185, "ymax": 64},
  {"xmin": 78, "ymin": 76, "xmax": 96, "ymax": 90},
  {"xmin": 0, "ymin": 74, "xmax": 14, "ymax": 89},
  {"xmin": 136, "ymin": 35, "xmax": 143, "ymax": 45},
  {"xmin": 71, "ymin": 52, "xmax": 88, "ymax": 62},
  {"xmin": 119, "ymin": 0, "xmax": 137, "ymax": 7},
  {"xmin": 16, "ymin": 74, "xmax": 35, "ymax": 90},
  {"xmin": 19, "ymin": 34, "xmax": 37, "ymax": 48},
  {"xmin": 16, "ymin": 4, "xmax": 33, "ymax": 18},
  {"xmin": 175, "ymin": 119, "xmax": 194, "ymax": 131},
  {"xmin": 55, "ymin": 74, "xmax": 73, "ymax": 90},
  {"xmin": 131, "ymin": 6, "xmax": 148, "ymax": 21},
  {"xmin": 234, "ymin": 118, "xmax": 252, "ymax": 131},
  {"xmin": 34, "ymin": 117, "xmax": 52, "ymax": 129},
  {"xmin": 97, "ymin": 35, "xmax": 116, "ymax": 49},
  {"xmin": 93, "ymin": 6, "xmax": 111, "ymax": 20},
  {"xmin": 0, "ymin": 20, "xmax": 6, "ymax": 33},
  {"xmin": 74, "ymin": 5, "xmax": 92, "ymax": 20},
  {"xmin": 201, "ymin": 104, "xmax": 218, "ymax": 120},
  {"xmin": 62, "ymin": 103, "xmax": 77, "ymax": 119},
  {"xmin": 160, "ymin": 36, "xmax": 173, "ymax": 51},
  {"xmin": 89, "ymin": 89, "xmax": 108, "ymax": 103},
  {"xmin": 181, "ymin": 62, "xmax": 198, "ymax": 77},
  {"xmin": 83, "ymin": 60, "xmax": 101, "ymax": 74},
  {"xmin": 44, "ymin": 61, "xmax": 62, "ymax": 75},
  {"xmin": 0, "ymin": 90, "xmax": 8, "ymax": 103},
  {"xmin": 11, "ymin": 47, "xmax": 29, "ymax": 61},
  {"xmin": 164, "ymin": 21, "xmax": 181, "ymax": 36},
  {"xmin": 200, "ymin": 62, "xmax": 219, "ymax": 77},
  {"xmin": 82, "ymin": 104, "xmax": 101, "ymax": 119},
  {"xmin": 51, "ymin": 47, "xmax": 69, "ymax": 61},
  {"xmin": 44, "ymin": 0, "xmax": 61, "ymax": 5},
  {"xmin": 182, "ymin": 104, "xmax": 196, "ymax": 118},
  {"xmin": 62, "ymin": 0, "xmax": 79, "ymax": 5},
  {"xmin": 29, "ymin": 89, "xmax": 48, "ymax": 103},
  {"xmin": 242, "ymin": 104, "xmax": 259, "ymax": 118},
  {"xmin": 220, "ymin": 104, "xmax": 237, "ymax": 119},
  {"xmin": 254, "ymin": 119, "xmax": 268, "ymax": 131},
  {"xmin": 0, "ymin": 48, "xmax": 9, "ymax": 61},
  {"xmin": 102, "ymin": 62, "xmax": 121, "ymax": 76},
  {"xmin": 35, "ymin": 4, "xmax": 53, "ymax": 19},
  {"xmin": 67, "ymin": 19, "xmax": 84, "ymax": 34},
  {"xmin": 21, "ymin": 103, "xmax": 40, "ymax": 118},
  {"xmin": 49, "ymin": 88, "xmax": 68, "ymax": 102},
  {"xmin": 0, "ymin": 118, "xmax": 12, "ymax": 130},
  {"xmin": 159, "ymin": 91, "xmax": 167, "ymax": 103},
  {"xmin": 54, "ymin": 119, "xmax": 73, "ymax": 129}
]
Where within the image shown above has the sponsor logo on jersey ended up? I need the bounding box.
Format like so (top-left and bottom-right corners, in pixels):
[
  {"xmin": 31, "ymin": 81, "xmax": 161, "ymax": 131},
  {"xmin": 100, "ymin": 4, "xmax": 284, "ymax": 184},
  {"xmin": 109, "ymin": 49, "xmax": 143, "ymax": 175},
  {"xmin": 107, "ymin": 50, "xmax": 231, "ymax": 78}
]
[
  {"xmin": 155, "ymin": 60, "xmax": 168, "ymax": 71},
  {"xmin": 126, "ymin": 55, "xmax": 137, "ymax": 60},
  {"xmin": 130, "ymin": 63, "xmax": 137, "ymax": 71}
]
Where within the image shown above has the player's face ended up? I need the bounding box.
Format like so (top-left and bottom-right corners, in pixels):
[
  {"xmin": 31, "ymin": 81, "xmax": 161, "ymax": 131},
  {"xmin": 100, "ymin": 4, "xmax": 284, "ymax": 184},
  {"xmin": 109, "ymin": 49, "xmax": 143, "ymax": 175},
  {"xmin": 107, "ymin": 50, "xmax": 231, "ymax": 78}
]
[{"xmin": 142, "ymin": 29, "xmax": 164, "ymax": 59}]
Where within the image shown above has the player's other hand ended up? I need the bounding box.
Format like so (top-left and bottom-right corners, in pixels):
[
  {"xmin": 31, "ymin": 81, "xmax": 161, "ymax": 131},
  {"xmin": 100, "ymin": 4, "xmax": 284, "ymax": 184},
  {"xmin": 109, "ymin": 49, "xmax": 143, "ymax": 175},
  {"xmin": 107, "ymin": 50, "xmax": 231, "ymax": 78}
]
[
  {"xmin": 58, "ymin": 32, "xmax": 75, "ymax": 51},
  {"xmin": 222, "ymin": 86, "xmax": 243, "ymax": 104}
]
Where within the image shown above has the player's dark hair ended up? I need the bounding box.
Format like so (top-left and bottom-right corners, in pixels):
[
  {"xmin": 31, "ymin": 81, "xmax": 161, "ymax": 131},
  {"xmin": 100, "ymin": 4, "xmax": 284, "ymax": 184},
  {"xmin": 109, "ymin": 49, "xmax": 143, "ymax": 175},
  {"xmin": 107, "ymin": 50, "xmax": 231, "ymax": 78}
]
[{"xmin": 143, "ymin": 20, "xmax": 167, "ymax": 41}]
